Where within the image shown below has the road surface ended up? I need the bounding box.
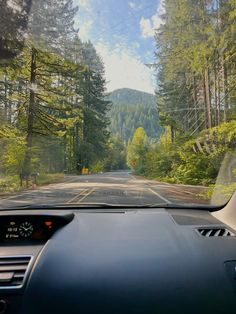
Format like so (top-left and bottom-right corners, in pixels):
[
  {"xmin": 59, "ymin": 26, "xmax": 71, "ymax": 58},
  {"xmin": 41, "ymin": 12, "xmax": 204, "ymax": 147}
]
[{"xmin": 0, "ymin": 171, "xmax": 210, "ymax": 208}]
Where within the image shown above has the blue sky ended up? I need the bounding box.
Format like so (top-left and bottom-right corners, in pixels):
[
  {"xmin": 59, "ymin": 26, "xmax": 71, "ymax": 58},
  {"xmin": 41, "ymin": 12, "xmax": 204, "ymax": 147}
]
[{"xmin": 74, "ymin": 0, "xmax": 164, "ymax": 94}]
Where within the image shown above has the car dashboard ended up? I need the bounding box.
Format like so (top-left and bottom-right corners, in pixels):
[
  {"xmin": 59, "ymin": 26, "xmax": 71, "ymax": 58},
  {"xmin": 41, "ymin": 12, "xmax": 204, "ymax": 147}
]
[{"xmin": 0, "ymin": 201, "xmax": 236, "ymax": 314}]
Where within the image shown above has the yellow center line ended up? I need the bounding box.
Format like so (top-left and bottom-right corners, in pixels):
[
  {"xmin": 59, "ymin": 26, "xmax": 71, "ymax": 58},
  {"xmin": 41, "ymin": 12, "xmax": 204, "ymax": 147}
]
[
  {"xmin": 76, "ymin": 188, "xmax": 95, "ymax": 204},
  {"xmin": 67, "ymin": 189, "xmax": 88, "ymax": 204},
  {"xmin": 76, "ymin": 188, "xmax": 96, "ymax": 204}
]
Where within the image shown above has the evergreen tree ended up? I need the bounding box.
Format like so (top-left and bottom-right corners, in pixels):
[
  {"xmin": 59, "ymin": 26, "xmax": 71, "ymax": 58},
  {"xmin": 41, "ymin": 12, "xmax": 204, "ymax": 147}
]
[
  {"xmin": 76, "ymin": 41, "xmax": 111, "ymax": 171},
  {"xmin": 0, "ymin": 0, "xmax": 31, "ymax": 59},
  {"xmin": 155, "ymin": 0, "xmax": 236, "ymax": 140}
]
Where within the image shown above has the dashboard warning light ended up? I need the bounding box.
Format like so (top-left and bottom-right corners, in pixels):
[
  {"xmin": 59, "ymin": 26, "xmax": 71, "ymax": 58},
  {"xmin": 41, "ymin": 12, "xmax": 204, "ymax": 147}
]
[{"xmin": 45, "ymin": 221, "xmax": 53, "ymax": 229}]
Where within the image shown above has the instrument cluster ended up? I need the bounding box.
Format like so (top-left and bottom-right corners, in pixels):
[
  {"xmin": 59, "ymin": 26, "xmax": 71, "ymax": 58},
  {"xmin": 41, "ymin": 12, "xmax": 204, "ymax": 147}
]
[{"xmin": 0, "ymin": 216, "xmax": 63, "ymax": 242}]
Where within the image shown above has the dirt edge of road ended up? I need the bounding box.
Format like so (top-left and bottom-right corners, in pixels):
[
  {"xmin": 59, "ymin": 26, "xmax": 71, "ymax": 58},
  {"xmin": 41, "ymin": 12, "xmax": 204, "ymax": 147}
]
[{"xmin": 0, "ymin": 174, "xmax": 72, "ymax": 199}]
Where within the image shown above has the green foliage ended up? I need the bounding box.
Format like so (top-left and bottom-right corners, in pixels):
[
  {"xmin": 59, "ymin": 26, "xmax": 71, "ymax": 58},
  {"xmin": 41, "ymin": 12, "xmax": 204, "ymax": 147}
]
[
  {"xmin": 90, "ymin": 160, "xmax": 105, "ymax": 174},
  {"xmin": 1, "ymin": 140, "xmax": 26, "ymax": 175},
  {"xmin": 0, "ymin": 173, "xmax": 64, "ymax": 193},
  {"xmin": 108, "ymin": 88, "xmax": 162, "ymax": 141},
  {"xmin": 103, "ymin": 137, "xmax": 127, "ymax": 171},
  {"xmin": 143, "ymin": 147, "xmax": 179, "ymax": 181},
  {"xmin": 127, "ymin": 127, "xmax": 148, "ymax": 174},
  {"xmin": 0, "ymin": 126, "xmax": 26, "ymax": 175},
  {"xmin": 108, "ymin": 88, "xmax": 156, "ymax": 106},
  {"xmin": 37, "ymin": 173, "xmax": 64, "ymax": 186},
  {"xmin": 135, "ymin": 0, "xmax": 236, "ymax": 203},
  {"xmin": 0, "ymin": 175, "xmax": 22, "ymax": 193},
  {"xmin": 142, "ymin": 121, "xmax": 236, "ymax": 187},
  {"xmin": 0, "ymin": 1, "xmax": 111, "ymax": 181},
  {"xmin": 90, "ymin": 137, "xmax": 127, "ymax": 173},
  {"xmin": 171, "ymin": 153, "xmax": 218, "ymax": 185},
  {"xmin": 155, "ymin": 0, "xmax": 236, "ymax": 137},
  {"xmin": 203, "ymin": 183, "xmax": 236, "ymax": 201}
]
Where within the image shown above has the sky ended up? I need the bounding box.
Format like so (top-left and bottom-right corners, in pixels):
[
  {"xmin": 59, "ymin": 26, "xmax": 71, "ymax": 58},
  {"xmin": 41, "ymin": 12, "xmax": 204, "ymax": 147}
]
[{"xmin": 74, "ymin": 0, "xmax": 165, "ymax": 94}]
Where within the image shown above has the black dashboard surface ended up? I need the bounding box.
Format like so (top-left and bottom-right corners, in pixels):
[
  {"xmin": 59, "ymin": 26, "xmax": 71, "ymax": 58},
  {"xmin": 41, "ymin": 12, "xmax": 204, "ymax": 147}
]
[{"xmin": 1, "ymin": 208, "xmax": 231, "ymax": 314}]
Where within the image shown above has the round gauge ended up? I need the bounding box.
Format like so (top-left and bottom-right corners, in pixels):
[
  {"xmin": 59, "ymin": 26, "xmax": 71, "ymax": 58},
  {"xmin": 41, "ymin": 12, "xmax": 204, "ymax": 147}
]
[{"xmin": 18, "ymin": 221, "xmax": 34, "ymax": 238}]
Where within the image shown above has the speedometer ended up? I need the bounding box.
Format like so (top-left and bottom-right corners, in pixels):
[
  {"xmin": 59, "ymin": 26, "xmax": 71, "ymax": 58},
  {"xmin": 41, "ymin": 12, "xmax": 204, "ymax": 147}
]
[{"xmin": 18, "ymin": 222, "xmax": 34, "ymax": 238}]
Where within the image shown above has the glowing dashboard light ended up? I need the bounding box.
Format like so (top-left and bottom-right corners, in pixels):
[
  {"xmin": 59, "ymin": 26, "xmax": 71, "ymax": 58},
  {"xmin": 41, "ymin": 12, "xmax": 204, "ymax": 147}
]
[{"xmin": 44, "ymin": 221, "xmax": 53, "ymax": 229}]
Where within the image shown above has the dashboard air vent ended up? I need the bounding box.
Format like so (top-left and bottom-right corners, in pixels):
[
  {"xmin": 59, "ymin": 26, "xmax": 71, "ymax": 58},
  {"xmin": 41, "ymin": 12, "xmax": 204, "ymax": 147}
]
[
  {"xmin": 0, "ymin": 256, "xmax": 32, "ymax": 289},
  {"xmin": 197, "ymin": 227, "xmax": 235, "ymax": 237}
]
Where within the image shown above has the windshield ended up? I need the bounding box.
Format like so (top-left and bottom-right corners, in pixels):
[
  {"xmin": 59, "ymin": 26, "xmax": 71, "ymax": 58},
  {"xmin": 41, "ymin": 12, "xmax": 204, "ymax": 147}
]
[{"xmin": 0, "ymin": 0, "xmax": 235, "ymax": 209}]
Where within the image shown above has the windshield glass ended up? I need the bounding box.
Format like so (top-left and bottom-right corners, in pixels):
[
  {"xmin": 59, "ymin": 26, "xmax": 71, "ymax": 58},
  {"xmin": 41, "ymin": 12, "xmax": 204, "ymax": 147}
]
[{"xmin": 0, "ymin": 0, "xmax": 235, "ymax": 209}]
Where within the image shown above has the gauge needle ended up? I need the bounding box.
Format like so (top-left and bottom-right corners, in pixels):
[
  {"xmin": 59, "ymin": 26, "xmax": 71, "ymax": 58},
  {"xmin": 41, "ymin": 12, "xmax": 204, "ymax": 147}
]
[{"xmin": 21, "ymin": 226, "xmax": 32, "ymax": 231}]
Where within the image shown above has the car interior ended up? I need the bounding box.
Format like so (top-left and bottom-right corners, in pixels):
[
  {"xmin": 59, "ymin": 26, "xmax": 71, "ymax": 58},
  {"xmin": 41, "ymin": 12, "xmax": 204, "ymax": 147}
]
[{"xmin": 0, "ymin": 196, "xmax": 235, "ymax": 314}]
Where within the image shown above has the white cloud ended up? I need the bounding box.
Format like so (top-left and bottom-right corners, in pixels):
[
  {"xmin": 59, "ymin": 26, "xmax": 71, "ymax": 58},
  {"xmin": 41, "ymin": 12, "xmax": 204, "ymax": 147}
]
[
  {"xmin": 78, "ymin": 20, "xmax": 93, "ymax": 41},
  {"xmin": 128, "ymin": 1, "xmax": 142, "ymax": 10},
  {"xmin": 140, "ymin": 17, "xmax": 153, "ymax": 38},
  {"xmin": 128, "ymin": 1, "xmax": 136, "ymax": 9},
  {"xmin": 151, "ymin": 14, "xmax": 163, "ymax": 30},
  {"xmin": 95, "ymin": 42, "xmax": 155, "ymax": 94},
  {"xmin": 140, "ymin": 0, "xmax": 165, "ymax": 38},
  {"xmin": 158, "ymin": 0, "xmax": 166, "ymax": 15}
]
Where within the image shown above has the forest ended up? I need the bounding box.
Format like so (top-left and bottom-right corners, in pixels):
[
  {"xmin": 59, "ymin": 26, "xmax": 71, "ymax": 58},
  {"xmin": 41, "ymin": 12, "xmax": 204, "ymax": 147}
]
[
  {"xmin": 0, "ymin": 0, "xmax": 126, "ymax": 191},
  {"xmin": 127, "ymin": 0, "xmax": 236, "ymax": 195},
  {"xmin": 0, "ymin": 0, "xmax": 236, "ymax": 196},
  {"xmin": 108, "ymin": 88, "xmax": 162, "ymax": 141}
]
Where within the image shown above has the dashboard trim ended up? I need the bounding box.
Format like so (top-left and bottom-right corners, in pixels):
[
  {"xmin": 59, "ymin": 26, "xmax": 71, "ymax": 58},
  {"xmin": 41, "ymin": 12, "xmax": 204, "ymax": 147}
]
[{"xmin": 0, "ymin": 255, "xmax": 33, "ymax": 290}]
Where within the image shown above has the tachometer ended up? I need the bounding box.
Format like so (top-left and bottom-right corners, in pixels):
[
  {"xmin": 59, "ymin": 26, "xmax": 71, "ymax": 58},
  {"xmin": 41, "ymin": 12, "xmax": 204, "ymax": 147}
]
[{"xmin": 18, "ymin": 222, "xmax": 34, "ymax": 238}]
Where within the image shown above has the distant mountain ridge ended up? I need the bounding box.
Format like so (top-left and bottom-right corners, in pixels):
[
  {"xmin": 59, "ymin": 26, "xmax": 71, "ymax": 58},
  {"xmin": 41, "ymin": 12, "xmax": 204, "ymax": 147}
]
[
  {"xmin": 107, "ymin": 88, "xmax": 162, "ymax": 142},
  {"xmin": 108, "ymin": 88, "xmax": 156, "ymax": 106}
]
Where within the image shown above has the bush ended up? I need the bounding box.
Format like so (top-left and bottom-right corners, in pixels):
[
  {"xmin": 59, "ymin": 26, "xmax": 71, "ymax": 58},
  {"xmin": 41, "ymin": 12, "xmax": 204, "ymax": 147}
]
[
  {"xmin": 90, "ymin": 161, "xmax": 105, "ymax": 173},
  {"xmin": 0, "ymin": 175, "xmax": 21, "ymax": 193},
  {"xmin": 141, "ymin": 121, "xmax": 236, "ymax": 187}
]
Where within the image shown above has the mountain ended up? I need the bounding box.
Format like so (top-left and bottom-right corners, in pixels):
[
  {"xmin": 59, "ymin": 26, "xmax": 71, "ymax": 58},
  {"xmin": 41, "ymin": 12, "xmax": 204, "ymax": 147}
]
[
  {"xmin": 108, "ymin": 88, "xmax": 156, "ymax": 106},
  {"xmin": 107, "ymin": 88, "xmax": 162, "ymax": 142}
]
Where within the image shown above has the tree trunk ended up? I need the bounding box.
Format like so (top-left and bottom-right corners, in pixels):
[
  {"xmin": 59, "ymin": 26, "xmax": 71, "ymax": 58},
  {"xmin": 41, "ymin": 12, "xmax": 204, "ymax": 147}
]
[
  {"xmin": 192, "ymin": 76, "xmax": 198, "ymax": 127},
  {"xmin": 170, "ymin": 125, "xmax": 174, "ymax": 143},
  {"xmin": 81, "ymin": 69, "xmax": 90, "ymax": 168},
  {"xmin": 22, "ymin": 47, "xmax": 37, "ymax": 182},
  {"xmin": 63, "ymin": 133, "xmax": 67, "ymax": 172},
  {"xmin": 213, "ymin": 56, "xmax": 219, "ymax": 126},
  {"xmin": 204, "ymin": 68, "xmax": 212, "ymax": 128},
  {"xmin": 216, "ymin": 56, "xmax": 221, "ymax": 125},
  {"xmin": 4, "ymin": 75, "xmax": 7, "ymax": 122},
  {"xmin": 223, "ymin": 59, "xmax": 228, "ymax": 122},
  {"xmin": 26, "ymin": 48, "xmax": 37, "ymax": 148},
  {"xmin": 7, "ymin": 84, "xmax": 12, "ymax": 124},
  {"xmin": 75, "ymin": 122, "xmax": 80, "ymax": 172}
]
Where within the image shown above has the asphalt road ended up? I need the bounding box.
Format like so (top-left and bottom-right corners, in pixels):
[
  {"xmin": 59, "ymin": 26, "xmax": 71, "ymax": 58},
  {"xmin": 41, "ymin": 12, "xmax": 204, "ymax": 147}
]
[{"xmin": 0, "ymin": 171, "xmax": 210, "ymax": 209}]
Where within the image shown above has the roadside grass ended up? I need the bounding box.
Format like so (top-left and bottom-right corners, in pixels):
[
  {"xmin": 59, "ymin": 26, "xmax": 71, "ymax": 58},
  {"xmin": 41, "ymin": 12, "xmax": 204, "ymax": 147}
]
[
  {"xmin": 142, "ymin": 172, "xmax": 236, "ymax": 203},
  {"xmin": 199, "ymin": 183, "xmax": 236, "ymax": 201},
  {"xmin": 135, "ymin": 172, "xmax": 213, "ymax": 201},
  {"xmin": 140, "ymin": 172, "xmax": 210, "ymax": 187},
  {"xmin": 0, "ymin": 173, "xmax": 64, "ymax": 194},
  {"xmin": 143, "ymin": 174, "xmax": 177, "ymax": 184},
  {"xmin": 37, "ymin": 173, "xmax": 64, "ymax": 186},
  {"xmin": 0, "ymin": 175, "xmax": 22, "ymax": 193}
]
